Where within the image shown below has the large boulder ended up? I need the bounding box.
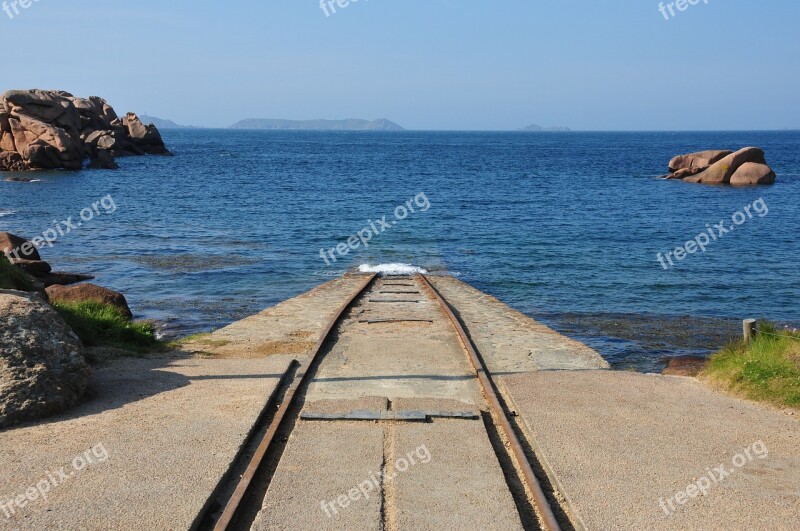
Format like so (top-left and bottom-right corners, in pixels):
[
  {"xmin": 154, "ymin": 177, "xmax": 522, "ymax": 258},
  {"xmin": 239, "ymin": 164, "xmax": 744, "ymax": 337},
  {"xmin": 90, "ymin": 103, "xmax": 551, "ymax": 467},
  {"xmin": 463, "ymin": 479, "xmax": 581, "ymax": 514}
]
[
  {"xmin": 729, "ymin": 162, "xmax": 776, "ymax": 186},
  {"xmin": 0, "ymin": 231, "xmax": 41, "ymax": 260},
  {"xmin": 683, "ymin": 147, "xmax": 770, "ymax": 185},
  {"xmin": 0, "ymin": 289, "xmax": 90, "ymax": 428},
  {"xmin": 46, "ymin": 283, "xmax": 133, "ymax": 319},
  {"xmin": 668, "ymin": 150, "xmax": 732, "ymax": 173},
  {"xmin": 0, "ymin": 89, "xmax": 169, "ymax": 171}
]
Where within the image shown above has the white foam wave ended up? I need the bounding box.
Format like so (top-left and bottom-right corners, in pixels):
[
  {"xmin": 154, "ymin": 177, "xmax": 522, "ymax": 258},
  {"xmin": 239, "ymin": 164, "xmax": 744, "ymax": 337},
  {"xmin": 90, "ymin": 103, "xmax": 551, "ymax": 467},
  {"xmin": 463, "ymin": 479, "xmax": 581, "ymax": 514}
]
[
  {"xmin": 0, "ymin": 210, "xmax": 18, "ymax": 218},
  {"xmin": 358, "ymin": 263, "xmax": 428, "ymax": 275}
]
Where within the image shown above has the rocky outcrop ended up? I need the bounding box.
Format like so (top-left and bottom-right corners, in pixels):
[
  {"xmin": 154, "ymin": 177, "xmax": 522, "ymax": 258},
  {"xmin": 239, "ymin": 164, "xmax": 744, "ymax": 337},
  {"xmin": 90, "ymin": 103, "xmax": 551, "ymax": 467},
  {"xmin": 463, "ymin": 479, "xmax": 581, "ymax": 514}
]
[
  {"xmin": 0, "ymin": 89, "xmax": 170, "ymax": 172},
  {"xmin": 1, "ymin": 232, "xmax": 94, "ymax": 288},
  {"xmin": 120, "ymin": 112, "xmax": 170, "ymax": 155},
  {"xmin": 0, "ymin": 289, "xmax": 90, "ymax": 428},
  {"xmin": 665, "ymin": 147, "xmax": 776, "ymax": 185},
  {"xmin": 46, "ymin": 283, "xmax": 133, "ymax": 319}
]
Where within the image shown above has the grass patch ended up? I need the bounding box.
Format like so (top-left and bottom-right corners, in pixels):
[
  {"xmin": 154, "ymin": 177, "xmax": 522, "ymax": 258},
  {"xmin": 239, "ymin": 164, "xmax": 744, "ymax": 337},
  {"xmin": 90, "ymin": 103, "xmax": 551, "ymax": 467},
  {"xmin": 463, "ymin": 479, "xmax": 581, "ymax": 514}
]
[
  {"xmin": 0, "ymin": 254, "xmax": 37, "ymax": 291},
  {"xmin": 703, "ymin": 322, "xmax": 800, "ymax": 409},
  {"xmin": 53, "ymin": 300, "xmax": 160, "ymax": 353}
]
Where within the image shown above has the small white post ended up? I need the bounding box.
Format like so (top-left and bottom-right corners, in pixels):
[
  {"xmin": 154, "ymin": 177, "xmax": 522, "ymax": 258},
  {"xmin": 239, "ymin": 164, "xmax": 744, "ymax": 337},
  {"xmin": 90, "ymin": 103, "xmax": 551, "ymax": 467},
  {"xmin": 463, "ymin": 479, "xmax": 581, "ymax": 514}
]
[{"xmin": 743, "ymin": 319, "xmax": 757, "ymax": 343}]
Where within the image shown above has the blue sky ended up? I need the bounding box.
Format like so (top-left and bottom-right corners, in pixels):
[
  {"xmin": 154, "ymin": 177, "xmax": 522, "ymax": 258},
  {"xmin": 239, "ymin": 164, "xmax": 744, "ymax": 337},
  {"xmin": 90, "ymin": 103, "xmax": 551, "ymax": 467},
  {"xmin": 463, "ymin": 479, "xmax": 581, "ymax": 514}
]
[{"xmin": 2, "ymin": 0, "xmax": 798, "ymax": 130}]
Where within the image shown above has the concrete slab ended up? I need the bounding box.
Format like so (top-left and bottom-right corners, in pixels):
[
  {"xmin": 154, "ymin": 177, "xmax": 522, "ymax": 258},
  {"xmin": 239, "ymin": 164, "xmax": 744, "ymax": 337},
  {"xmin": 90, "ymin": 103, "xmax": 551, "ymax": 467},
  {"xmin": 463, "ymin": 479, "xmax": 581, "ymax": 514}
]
[
  {"xmin": 251, "ymin": 421, "xmax": 384, "ymax": 531},
  {"xmin": 427, "ymin": 276, "xmax": 608, "ymax": 372},
  {"xmin": 391, "ymin": 419, "xmax": 524, "ymax": 530},
  {"xmin": 502, "ymin": 370, "xmax": 800, "ymax": 530},
  {"xmin": 304, "ymin": 277, "xmax": 483, "ymax": 407},
  {"xmin": 0, "ymin": 355, "xmax": 292, "ymax": 530},
  {"xmin": 180, "ymin": 274, "xmax": 372, "ymax": 359}
]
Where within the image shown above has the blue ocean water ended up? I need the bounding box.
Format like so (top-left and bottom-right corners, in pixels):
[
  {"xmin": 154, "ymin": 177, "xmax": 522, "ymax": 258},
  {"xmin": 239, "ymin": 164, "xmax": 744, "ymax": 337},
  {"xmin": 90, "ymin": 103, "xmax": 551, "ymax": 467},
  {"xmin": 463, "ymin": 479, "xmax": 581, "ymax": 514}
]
[{"xmin": 2, "ymin": 130, "xmax": 798, "ymax": 370}]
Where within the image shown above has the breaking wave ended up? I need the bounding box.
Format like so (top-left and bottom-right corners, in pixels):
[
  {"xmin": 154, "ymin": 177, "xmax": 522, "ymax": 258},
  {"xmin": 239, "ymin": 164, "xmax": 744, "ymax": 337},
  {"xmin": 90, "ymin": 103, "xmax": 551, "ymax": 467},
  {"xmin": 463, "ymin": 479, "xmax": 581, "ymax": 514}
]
[{"xmin": 358, "ymin": 263, "xmax": 428, "ymax": 275}]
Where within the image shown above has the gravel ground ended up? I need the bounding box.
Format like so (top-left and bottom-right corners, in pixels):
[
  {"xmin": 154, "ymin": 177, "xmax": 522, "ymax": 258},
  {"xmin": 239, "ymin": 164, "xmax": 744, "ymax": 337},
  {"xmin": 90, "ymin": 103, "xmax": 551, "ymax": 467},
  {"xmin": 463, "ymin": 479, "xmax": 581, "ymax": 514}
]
[{"xmin": 502, "ymin": 370, "xmax": 800, "ymax": 530}]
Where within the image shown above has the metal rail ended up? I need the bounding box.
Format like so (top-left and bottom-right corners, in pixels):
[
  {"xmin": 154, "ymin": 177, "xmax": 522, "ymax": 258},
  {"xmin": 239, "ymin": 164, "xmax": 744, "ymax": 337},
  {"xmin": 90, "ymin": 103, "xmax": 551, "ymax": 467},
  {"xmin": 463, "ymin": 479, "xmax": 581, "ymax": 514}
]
[
  {"xmin": 418, "ymin": 273, "xmax": 562, "ymax": 531},
  {"xmin": 212, "ymin": 273, "xmax": 377, "ymax": 531}
]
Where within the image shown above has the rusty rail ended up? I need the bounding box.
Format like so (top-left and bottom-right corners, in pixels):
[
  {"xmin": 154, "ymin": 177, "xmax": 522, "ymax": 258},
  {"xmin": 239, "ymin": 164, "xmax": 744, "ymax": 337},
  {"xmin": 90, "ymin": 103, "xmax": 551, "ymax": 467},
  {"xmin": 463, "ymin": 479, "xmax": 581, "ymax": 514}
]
[
  {"xmin": 418, "ymin": 273, "xmax": 562, "ymax": 531},
  {"xmin": 212, "ymin": 273, "xmax": 377, "ymax": 531}
]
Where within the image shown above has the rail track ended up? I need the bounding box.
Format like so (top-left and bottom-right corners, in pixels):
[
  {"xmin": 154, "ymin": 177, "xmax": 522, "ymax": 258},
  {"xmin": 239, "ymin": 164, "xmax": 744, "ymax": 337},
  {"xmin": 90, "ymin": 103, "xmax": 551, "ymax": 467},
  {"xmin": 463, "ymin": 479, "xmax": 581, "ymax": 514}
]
[{"xmin": 198, "ymin": 272, "xmax": 565, "ymax": 531}]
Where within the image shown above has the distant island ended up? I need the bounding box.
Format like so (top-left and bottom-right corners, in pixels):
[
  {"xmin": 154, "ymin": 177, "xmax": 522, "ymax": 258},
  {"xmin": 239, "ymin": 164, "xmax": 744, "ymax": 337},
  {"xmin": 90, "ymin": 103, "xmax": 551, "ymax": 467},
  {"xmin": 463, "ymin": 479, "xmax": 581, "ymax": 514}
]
[
  {"xmin": 229, "ymin": 118, "xmax": 404, "ymax": 131},
  {"xmin": 520, "ymin": 124, "xmax": 572, "ymax": 132},
  {"xmin": 139, "ymin": 115, "xmax": 196, "ymax": 129}
]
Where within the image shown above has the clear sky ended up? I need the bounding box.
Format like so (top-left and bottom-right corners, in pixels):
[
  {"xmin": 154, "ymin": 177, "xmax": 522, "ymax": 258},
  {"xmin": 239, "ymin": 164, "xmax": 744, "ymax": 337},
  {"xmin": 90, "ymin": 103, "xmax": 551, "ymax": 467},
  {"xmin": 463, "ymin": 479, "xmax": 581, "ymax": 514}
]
[{"xmin": 2, "ymin": 0, "xmax": 799, "ymax": 130}]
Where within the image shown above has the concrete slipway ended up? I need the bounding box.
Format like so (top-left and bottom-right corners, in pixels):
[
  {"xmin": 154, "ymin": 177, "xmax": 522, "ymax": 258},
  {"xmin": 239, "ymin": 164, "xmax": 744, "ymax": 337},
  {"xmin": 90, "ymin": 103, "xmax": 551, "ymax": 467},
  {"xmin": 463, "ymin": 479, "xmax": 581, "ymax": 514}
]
[{"xmin": 0, "ymin": 274, "xmax": 797, "ymax": 530}]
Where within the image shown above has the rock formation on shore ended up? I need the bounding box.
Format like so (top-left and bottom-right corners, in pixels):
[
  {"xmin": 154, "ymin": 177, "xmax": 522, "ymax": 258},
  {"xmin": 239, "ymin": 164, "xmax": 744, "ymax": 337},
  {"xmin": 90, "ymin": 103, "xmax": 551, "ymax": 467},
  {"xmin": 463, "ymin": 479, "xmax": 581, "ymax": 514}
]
[
  {"xmin": 0, "ymin": 289, "xmax": 91, "ymax": 429},
  {"xmin": 1, "ymin": 232, "xmax": 140, "ymax": 426},
  {"xmin": 1, "ymin": 231, "xmax": 94, "ymax": 289},
  {"xmin": 0, "ymin": 89, "xmax": 170, "ymax": 172},
  {"xmin": 664, "ymin": 147, "xmax": 776, "ymax": 185}
]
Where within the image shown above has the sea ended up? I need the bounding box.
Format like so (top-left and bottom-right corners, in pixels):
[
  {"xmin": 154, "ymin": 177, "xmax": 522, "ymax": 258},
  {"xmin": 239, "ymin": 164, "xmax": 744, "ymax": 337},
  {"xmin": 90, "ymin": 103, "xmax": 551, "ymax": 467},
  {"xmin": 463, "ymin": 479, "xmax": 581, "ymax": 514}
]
[{"xmin": 2, "ymin": 130, "xmax": 798, "ymax": 371}]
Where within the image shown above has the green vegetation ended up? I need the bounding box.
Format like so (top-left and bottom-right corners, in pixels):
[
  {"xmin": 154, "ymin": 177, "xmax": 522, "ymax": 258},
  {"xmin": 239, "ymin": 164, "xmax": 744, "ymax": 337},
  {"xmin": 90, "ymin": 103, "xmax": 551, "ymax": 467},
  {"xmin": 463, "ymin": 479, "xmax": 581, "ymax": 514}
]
[
  {"xmin": 172, "ymin": 333, "xmax": 230, "ymax": 347},
  {"xmin": 0, "ymin": 254, "xmax": 37, "ymax": 291},
  {"xmin": 165, "ymin": 333, "xmax": 228, "ymax": 357},
  {"xmin": 704, "ymin": 322, "xmax": 800, "ymax": 409},
  {"xmin": 52, "ymin": 300, "xmax": 159, "ymax": 352}
]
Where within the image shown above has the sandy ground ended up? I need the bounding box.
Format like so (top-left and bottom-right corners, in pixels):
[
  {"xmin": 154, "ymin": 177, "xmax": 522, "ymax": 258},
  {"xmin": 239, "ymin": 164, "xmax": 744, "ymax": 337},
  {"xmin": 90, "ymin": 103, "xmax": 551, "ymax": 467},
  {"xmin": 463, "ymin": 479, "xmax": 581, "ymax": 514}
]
[
  {"xmin": 501, "ymin": 370, "xmax": 800, "ymax": 530},
  {"xmin": 0, "ymin": 354, "xmax": 294, "ymax": 530}
]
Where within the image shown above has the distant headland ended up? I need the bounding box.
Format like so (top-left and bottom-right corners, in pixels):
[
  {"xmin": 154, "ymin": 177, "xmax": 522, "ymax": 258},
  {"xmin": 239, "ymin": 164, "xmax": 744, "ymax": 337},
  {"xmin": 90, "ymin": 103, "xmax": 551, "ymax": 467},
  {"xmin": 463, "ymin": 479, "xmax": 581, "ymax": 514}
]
[
  {"xmin": 139, "ymin": 115, "xmax": 197, "ymax": 130},
  {"xmin": 229, "ymin": 118, "xmax": 405, "ymax": 131}
]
